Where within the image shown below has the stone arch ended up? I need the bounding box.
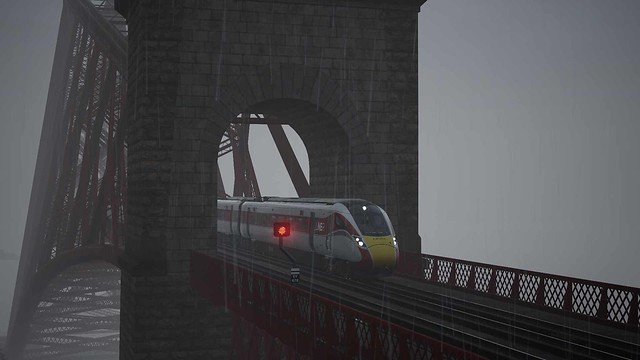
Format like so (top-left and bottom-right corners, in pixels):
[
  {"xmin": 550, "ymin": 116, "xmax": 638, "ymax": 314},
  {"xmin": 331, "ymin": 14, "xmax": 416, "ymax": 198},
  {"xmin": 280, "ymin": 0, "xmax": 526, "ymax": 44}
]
[
  {"xmin": 210, "ymin": 63, "xmax": 361, "ymax": 198},
  {"xmin": 120, "ymin": 1, "xmax": 422, "ymax": 356}
]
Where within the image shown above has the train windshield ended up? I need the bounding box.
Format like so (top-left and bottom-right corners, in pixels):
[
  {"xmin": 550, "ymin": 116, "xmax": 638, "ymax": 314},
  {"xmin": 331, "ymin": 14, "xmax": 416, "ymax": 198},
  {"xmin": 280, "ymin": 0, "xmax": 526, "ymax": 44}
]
[{"xmin": 345, "ymin": 202, "xmax": 391, "ymax": 236}]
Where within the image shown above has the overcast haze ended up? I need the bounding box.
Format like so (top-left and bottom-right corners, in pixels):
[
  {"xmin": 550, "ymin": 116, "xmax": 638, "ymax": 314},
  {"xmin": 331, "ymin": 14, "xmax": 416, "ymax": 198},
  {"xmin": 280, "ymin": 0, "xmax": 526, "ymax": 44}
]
[
  {"xmin": 0, "ymin": 0, "xmax": 61, "ymax": 338},
  {"xmin": 419, "ymin": 0, "xmax": 640, "ymax": 287},
  {"xmin": 1, "ymin": 0, "xmax": 639, "ymax": 337}
]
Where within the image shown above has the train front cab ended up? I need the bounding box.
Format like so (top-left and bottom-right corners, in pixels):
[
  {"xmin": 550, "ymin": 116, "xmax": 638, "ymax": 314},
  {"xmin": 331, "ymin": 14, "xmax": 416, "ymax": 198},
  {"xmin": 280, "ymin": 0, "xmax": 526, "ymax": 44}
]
[{"xmin": 341, "ymin": 201, "xmax": 399, "ymax": 273}]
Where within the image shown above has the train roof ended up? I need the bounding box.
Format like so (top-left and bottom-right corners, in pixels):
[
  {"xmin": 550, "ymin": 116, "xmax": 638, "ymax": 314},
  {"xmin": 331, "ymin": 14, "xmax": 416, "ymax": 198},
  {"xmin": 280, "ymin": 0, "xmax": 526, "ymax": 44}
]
[{"xmin": 220, "ymin": 197, "xmax": 375, "ymax": 207}]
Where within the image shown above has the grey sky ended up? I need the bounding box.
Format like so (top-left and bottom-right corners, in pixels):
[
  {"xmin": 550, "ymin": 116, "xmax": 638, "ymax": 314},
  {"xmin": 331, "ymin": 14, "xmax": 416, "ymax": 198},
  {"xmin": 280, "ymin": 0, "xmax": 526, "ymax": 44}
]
[
  {"xmin": 419, "ymin": 0, "xmax": 640, "ymax": 287},
  {"xmin": 0, "ymin": 0, "xmax": 639, "ymax": 336},
  {"xmin": 0, "ymin": 0, "xmax": 61, "ymax": 336}
]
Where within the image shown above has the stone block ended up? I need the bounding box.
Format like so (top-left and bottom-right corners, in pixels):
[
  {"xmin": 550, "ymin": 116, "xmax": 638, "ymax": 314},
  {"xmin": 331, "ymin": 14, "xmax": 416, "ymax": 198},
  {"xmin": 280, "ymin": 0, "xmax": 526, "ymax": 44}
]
[{"xmin": 123, "ymin": 0, "xmax": 420, "ymax": 357}]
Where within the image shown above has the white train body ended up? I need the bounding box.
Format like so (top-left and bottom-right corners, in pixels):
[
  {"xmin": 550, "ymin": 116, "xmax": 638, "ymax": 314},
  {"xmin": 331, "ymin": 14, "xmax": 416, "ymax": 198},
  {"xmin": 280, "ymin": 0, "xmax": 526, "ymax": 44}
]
[{"xmin": 217, "ymin": 197, "xmax": 398, "ymax": 272}]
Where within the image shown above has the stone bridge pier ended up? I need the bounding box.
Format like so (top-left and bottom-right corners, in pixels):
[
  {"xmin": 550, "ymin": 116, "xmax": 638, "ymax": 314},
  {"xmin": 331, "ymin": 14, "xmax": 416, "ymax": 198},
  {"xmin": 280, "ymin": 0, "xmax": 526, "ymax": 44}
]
[{"xmin": 116, "ymin": 0, "xmax": 423, "ymax": 357}]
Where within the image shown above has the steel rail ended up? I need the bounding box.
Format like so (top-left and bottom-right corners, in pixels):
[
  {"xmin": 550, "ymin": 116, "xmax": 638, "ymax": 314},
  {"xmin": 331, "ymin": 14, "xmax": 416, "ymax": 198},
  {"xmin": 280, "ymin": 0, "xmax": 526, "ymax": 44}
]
[
  {"xmin": 217, "ymin": 240, "xmax": 639, "ymax": 360},
  {"xmin": 216, "ymin": 242, "xmax": 534, "ymax": 359},
  {"xmin": 379, "ymin": 278, "xmax": 640, "ymax": 359},
  {"xmin": 198, "ymin": 246, "xmax": 487, "ymax": 360}
]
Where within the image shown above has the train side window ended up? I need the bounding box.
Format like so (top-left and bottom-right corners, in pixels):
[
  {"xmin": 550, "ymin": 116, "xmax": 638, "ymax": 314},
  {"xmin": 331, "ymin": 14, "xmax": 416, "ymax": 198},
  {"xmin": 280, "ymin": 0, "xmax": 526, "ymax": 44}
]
[{"xmin": 334, "ymin": 215, "xmax": 346, "ymax": 231}]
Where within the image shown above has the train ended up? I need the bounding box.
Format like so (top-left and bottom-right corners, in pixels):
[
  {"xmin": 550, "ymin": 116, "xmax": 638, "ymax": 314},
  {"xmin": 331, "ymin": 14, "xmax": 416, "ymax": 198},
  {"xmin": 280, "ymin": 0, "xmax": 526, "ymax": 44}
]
[{"xmin": 217, "ymin": 197, "xmax": 399, "ymax": 273}]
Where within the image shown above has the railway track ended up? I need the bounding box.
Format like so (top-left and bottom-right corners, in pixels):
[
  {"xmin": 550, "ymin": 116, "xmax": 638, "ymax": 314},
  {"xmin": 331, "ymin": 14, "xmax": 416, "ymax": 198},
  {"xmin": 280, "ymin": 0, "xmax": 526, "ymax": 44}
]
[
  {"xmin": 215, "ymin": 241, "xmax": 640, "ymax": 359},
  {"xmin": 379, "ymin": 277, "xmax": 640, "ymax": 359}
]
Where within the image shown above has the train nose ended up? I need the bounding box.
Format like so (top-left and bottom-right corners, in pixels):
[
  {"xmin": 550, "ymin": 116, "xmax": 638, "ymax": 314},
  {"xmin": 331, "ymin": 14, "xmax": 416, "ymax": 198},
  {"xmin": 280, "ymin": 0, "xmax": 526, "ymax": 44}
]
[
  {"xmin": 363, "ymin": 235, "xmax": 398, "ymax": 270},
  {"xmin": 368, "ymin": 244, "xmax": 397, "ymax": 269}
]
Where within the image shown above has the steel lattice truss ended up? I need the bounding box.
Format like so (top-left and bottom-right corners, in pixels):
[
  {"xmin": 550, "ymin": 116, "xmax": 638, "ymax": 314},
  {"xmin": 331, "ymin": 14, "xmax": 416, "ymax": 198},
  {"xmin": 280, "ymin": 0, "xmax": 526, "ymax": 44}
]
[
  {"xmin": 88, "ymin": 0, "xmax": 127, "ymax": 37},
  {"xmin": 420, "ymin": 254, "xmax": 640, "ymax": 328},
  {"xmin": 220, "ymin": 114, "xmax": 310, "ymax": 199},
  {"xmin": 7, "ymin": 0, "xmax": 127, "ymax": 358},
  {"xmin": 6, "ymin": 0, "xmax": 308, "ymax": 358},
  {"xmin": 8, "ymin": 0, "xmax": 640, "ymax": 358},
  {"xmin": 23, "ymin": 262, "xmax": 120, "ymax": 359},
  {"xmin": 228, "ymin": 122, "xmax": 262, "ymax": 198},
  {"xmin": 42, "ymin": 5, "xmax": 127, "ymax": 261}
]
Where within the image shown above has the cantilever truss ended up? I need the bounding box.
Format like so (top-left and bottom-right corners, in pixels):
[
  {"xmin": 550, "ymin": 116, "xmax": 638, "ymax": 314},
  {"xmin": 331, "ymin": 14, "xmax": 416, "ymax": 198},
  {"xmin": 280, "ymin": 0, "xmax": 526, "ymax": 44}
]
[
  {"xmin": 219, "ymin": 114, "xmax": 310, "ymax": 199},
  {"xmin": 7, "ymin": 0, "xmax": 127, "ymax": 358},
  {"xmin": 7, "ymin": 1, "xmax": 310, "ymax": 358},
  {"xmin": 23, "ymin": 262, "xmax": 120, "ymax": 359}
]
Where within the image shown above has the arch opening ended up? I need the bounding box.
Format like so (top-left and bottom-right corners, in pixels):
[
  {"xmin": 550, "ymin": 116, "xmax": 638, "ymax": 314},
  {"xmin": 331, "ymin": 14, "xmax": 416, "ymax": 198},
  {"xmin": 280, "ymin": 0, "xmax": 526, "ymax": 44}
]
[
  {"xmin": 216, "ymin": 99, "xmax": 351, "ymax": 200},
  {"xmin": 218, "ymin": 122, "xmax": 310, "ymax": 198}
]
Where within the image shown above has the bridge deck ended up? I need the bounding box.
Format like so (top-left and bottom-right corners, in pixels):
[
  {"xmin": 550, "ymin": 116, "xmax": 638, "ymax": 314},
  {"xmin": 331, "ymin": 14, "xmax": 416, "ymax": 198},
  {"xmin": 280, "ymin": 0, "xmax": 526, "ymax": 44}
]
[
  {"xmin": 388, "ymin": 274, "xmax": 640, "ymax": 359},
  {"xmin": 206, "ymin": 241, "xmax": 640, "ymax": 359}
]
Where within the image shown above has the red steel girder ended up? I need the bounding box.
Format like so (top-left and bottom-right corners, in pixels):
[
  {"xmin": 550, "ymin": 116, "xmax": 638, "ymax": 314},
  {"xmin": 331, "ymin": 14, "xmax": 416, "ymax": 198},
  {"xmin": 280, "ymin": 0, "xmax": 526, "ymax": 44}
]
[
  {"xmin": 68, "ymin": 54, "xmax": 116, "ymax": 249},
  {"xmin": 24, "ymin": 260, "xmax": 121, "ymax": 359},
  {"xmin": 7, "ymin": 1, "xmax": 128, "ymax": 358},
  {"xmin": 417, "ymin": 253, "xmax": 640, "ymax": 329},
  {"xmin": 231, "ymin": 123, "xmax": 261, "ymax": 198},
  {"xmin": 8, "ymin": 245, "xmax": 122, "ymax": 359},
  {"xmin": 191, "ymin": 251, "xmax": 486, "ymax": 360},
  {"xmin": 47, "ymin": 30, "xmax": 102, "ymax": 255},
  {"xmin": 219, "ymin": 118, "xmax": 309, "ymax": 199}
]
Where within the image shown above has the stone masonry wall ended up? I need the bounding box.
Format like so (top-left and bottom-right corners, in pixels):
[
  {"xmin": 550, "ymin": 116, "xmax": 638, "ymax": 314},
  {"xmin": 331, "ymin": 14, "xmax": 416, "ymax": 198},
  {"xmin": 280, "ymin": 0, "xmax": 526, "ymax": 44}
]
[
  {"xmin": 209, "ymin": 0, "xmax": 422, "ymax": 251},
  {"xmin": 120, "ymin": 0, "xmax": 422, "ymax": 358}
]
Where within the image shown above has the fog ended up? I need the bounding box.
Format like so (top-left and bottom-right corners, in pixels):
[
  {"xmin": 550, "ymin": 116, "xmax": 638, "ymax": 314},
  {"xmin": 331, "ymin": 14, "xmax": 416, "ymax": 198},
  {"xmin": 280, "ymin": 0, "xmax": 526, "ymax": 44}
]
[
  {"xmin": 419, "ymin": 0, "xmax": 640, "ymax": 287},
  {"xmin": 1, "ymin": 0, "xmax": 639, "ymax": 338},
  {"xmin": 0, "ymin": 0, "xmax": 62, "ymax": 338}
]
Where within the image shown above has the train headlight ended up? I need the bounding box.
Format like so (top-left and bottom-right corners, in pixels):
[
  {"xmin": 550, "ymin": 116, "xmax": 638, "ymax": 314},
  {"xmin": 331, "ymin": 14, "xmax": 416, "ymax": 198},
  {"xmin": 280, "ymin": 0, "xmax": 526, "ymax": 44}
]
[
  {"xmin": 393, "ymin": 236, "xmax": 398, "ymax": 246},
  {"xmin": 355, "ymin": 236, "xmax": 366, "ymax": 248}
]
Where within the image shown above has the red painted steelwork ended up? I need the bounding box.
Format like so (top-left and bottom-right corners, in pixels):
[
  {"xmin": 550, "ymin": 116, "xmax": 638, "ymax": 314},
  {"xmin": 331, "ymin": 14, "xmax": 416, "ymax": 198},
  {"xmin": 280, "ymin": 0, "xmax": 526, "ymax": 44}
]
[
  {"xmin": 7, "ymin": 1, "xmax": 127, "ymax": 356},
  {"xmin": 191, "ymin": 251, "xmax": 486, "ymax": 360},
  {"xmin": 231, "ymin": 314, "xmax": 298, "ymax": 360},
  {"xmin": 231, "ymin": 123, "xmax": 261, "ymax": 198},
  {"xmin": 219, "ymin": 119, "xmax": 309, "ymax": 200},
  {"xmin": 414, "ymin": 253, "xmax": 640, "ymax": 328}
]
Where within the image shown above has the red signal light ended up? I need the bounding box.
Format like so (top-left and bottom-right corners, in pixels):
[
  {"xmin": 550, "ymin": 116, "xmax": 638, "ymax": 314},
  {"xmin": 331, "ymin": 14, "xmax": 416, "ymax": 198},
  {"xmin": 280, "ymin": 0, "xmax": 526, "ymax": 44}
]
[{"xmin": 273, "ymin": 222, "xmax": 291, "ymax": 237}]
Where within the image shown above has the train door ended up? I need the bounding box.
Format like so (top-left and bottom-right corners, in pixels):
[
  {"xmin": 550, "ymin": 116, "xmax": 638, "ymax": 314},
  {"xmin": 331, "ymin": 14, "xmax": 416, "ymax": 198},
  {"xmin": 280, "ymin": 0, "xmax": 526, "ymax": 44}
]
[
  {"xmin": 309, "ymin": 212, "xmax": 316, "ymax": 252},
  {"xmin": 326, "ymin": 213, "xmax": 335, "ymax": 254},
  {"xmin": 245, "ymin": 207, "xmax": 252, "ymax": 239},
  {"xmin": 331, "ymin": 213, "xmax": 354, "ymax": 260},
  {"xmin": 308, "ymin": 210, "xmax": 329, "ymax": 256},
  {"xmin": 236, "ymin": 200, "xmax": 245, "ymax": 238}
]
